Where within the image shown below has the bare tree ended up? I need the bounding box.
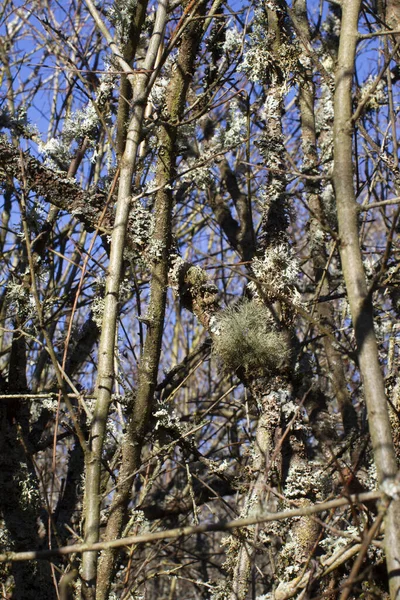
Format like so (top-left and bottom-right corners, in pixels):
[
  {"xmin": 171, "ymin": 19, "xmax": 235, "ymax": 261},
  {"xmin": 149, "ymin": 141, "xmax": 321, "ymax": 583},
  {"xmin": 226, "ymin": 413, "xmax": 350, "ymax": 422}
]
[{"xmin": 1, "ymin": 0, "xmax": 400, "ymax": 598}]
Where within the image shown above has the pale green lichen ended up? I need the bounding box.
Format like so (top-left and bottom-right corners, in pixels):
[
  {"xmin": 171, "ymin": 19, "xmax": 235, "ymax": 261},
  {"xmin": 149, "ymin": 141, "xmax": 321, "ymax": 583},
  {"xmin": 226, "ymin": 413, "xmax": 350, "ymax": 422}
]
[
  {"xmin": 91, "ymin": 278, "xmax": 106, "ymax": 329},
  {"xmin": 212, "ymin": 299, "xmax": 291, "ymax": 375}
]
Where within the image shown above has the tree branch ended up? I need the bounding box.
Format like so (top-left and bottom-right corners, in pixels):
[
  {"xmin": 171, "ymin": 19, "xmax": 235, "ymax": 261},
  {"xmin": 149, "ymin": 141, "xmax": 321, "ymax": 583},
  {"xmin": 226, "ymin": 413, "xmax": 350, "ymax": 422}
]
[
  {"xmin": 333, "ymin": 2, "xmax": 400, "ymax": 598},
  {"xmin": 0, "ymin": 491, "xmax": 382, "ymax": 563}
]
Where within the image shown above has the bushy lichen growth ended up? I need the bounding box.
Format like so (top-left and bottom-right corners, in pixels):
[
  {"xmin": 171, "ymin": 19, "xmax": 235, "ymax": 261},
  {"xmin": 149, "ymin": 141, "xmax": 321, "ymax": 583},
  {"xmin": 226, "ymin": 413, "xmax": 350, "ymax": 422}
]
[
  {"xmin": 212, "ymin": 300, "xmax": 290, "ymax": 376},
  {"xmin": 5, "ymin": 280, "xmax": 35, "ymax": 321},
  {"xmin": 249, "ymin": 243, "xmax": 299, "ymax": 301},
  {"xmin": 37, "ymin": 70, "xmax": 115, "ymax": 170},
  {"xmin": 239, "ymin": 4, "xmax": 299, "ymax": 86}
]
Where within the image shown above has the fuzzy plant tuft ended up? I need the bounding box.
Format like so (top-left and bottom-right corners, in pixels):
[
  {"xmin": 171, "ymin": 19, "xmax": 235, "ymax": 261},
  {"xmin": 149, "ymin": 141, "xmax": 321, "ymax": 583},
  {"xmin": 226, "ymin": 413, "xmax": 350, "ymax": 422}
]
[{"xmin": 212, "ymin": 299, "xmax": 291, "ymax": 376}]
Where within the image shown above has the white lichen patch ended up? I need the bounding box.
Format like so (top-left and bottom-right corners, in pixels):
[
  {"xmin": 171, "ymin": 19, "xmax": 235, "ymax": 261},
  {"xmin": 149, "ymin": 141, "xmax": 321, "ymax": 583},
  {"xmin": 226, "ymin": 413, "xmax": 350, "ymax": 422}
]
[
  {"xmin": 106, "ymin": 0, "xmax": 138, "ymax": 44},
  {"xmin": 222, "ymin": 23, "xmax": 242, "ymax": 54},
  {"xmin": 248, "ymin": 244, "xmax": 301, "ymax": 307},
  {"xmin": 91, "ymin": 277, "xmax": 106, "ymax": 328},
  {"xmin": 220, "ymin": 100, "xmax": 247, "ymax": 148},
  {"xmin": 14, "ymin": 463, "xmax": 40, "ymax": 509},
  {"xmin": 30, "ymin": 395, "xmax": 59, "ymax": 421},
  {"xmin": 5, "ymin": 280, "xmax": 36, "ymax": 320},
  {"xmin": 153, "ymin": 401, "xmax": 182, "ymax": 434},
  {"xmin": 239, "ymin": 6, "xmax": 299, "ymax": 85}
]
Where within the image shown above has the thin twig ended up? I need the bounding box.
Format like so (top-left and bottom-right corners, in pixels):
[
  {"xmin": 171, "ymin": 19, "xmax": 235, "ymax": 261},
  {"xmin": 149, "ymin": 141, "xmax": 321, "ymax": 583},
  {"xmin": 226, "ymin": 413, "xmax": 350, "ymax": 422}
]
[{"xmin": 0, "ymin": 491, "xmax": 382, "ymax": 563}]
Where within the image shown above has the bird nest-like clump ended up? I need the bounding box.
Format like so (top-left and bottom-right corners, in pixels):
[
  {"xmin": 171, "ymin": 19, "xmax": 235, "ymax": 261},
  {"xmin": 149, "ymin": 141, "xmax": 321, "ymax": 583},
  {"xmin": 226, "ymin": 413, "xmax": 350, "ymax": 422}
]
[{"xmin": 212, "ymin": 299, "xmax": 291, "ymax": 376}]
